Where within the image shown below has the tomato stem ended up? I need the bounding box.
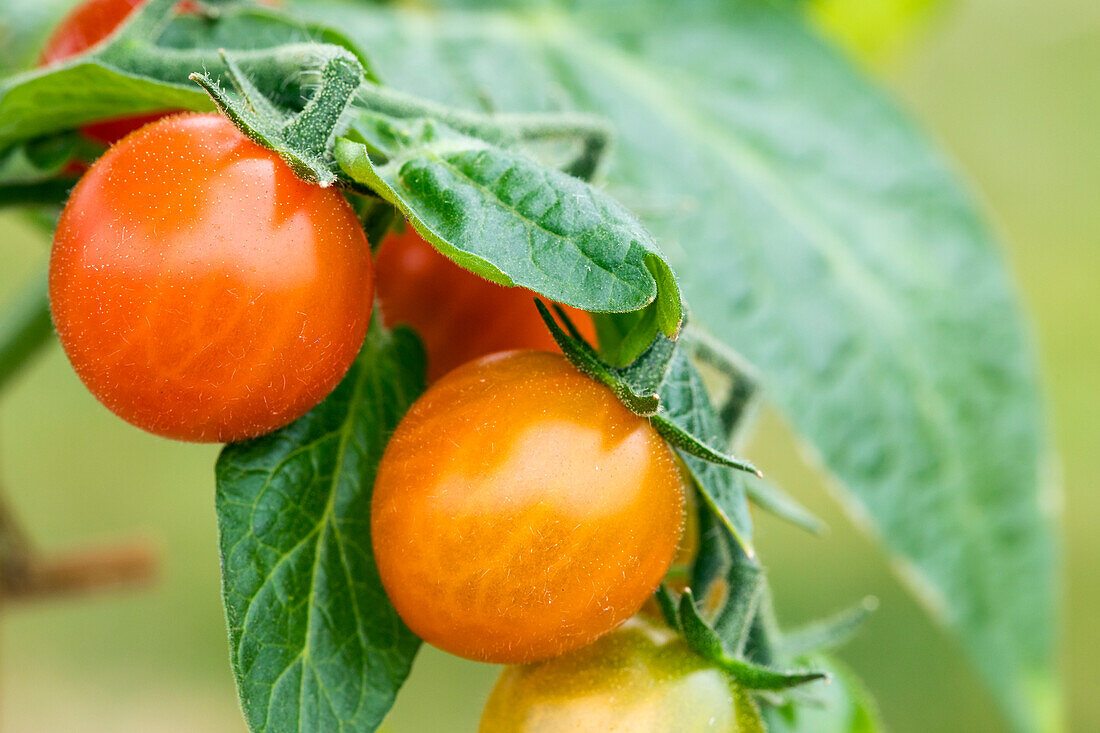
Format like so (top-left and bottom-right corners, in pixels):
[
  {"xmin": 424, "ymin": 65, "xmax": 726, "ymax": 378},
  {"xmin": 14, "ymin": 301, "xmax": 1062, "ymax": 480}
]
[
  {"xmin": 0, "ymin": 270, "xmax": 52, "ymax": 396},
  {"xmin": 1, "ymin": 537, "xmax": 157, "ymax": 602},
  {"xmin": 0, "ymin": 471, "xmax": 156, "ymax": 603}
]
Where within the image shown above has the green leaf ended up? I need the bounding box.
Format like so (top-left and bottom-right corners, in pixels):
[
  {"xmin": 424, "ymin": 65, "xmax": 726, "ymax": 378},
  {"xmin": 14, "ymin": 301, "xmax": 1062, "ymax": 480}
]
[
  {"xmin": 344, "ymin": 82, "xmax": 615, "ymax": 179},
  {"xmin": 683, "ymin": 501, "xmax": 765, "ymax": 656},
  {"xmin": 658, "ymin": 349, "xmax": 758, "ymax": 552},
  {"xmin": 765, "ymin": 655, "xmax": 886, "ymax": 733},
  {"xmin": 191, "ymin": 45, "xmax": 365, "ymax": 185},
  {"xmin": 777, "ymin": 598, "xmax": 878, "ymax": 659},
  {"xmin": 744, "ymin": 476, "xmax": 826, "ymax": 536},
  {"xmin": 614, "ymin": 328, "xmax": 678, "ymax": 406},
  {"xmin": 0, "ymin": 0, "xmax": 371, "ymax": 150},
  {"xmin": 684, "ymin": 331, "xmax": 762, "ymax": 443},
  {"xmin": 533, "ymin": 302, "xmax": 759, "ymax": 554},
  {"xmin": 1, "ymin": 0, "xmax": 684, "ymax": 329},
  {"xmin": 651, "ymin": 414, "xmax": 761, "ymax": 476},
  {"xmin": 335, "ymin": 128, "xmax": 682, "ymax": 324},
  {"xmin": 712, "ymin": 548, "xmax": 765, "ymax": 656},
  {"xmin": 0, "ymin": 133, "xmax": 90, "ymax": 205},
  {"xmin": 594, "ymin": 307, "xmax": 664, "ymax": 367},
  {"xmin": 307, "ymin": 2, "xmax": 1057, "ymax": 728},
  {"xmin": 688, "ymin": 494, "xmax": 735, "ymax": 603},
  {"xmin": 534, "ymin": 300, "xmax": 660, "ymax": 415},
  {"xmin": 654, "ymin": 584, "xmax": 681, "ymax": 632},
  {"xmin": 678, "ymin": 589, "xmax": 826, "ymax": 692},
  {"xmin": 215, "ymin": 323, "xmax": 425, "ymax": 733},
  {"xmin": 0, "ymin": 132, "xmax": 91, "ymax": 182}
]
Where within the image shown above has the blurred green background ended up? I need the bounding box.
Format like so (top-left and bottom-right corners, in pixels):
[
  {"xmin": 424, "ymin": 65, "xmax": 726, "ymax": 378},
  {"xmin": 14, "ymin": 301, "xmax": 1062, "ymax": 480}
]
[{"xmin": 0, "ymin": 0, "xmax": 1096, "ymax": 730}]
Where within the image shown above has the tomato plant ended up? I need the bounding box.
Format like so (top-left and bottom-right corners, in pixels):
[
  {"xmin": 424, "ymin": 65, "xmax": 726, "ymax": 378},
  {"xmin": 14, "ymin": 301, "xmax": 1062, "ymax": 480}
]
[
  {"xmin": 0, "ymin": 0, "xmax": 1061, "ymax": 731},
  {"xmin": 371, "ymin": 350, "xmax": 685, "ymax": 664},
  {"xmin": 49, "ymin": 112, "xmax": 373, "ymax": 442},
  {"xmin": 480, "ymin": 616, "xmax": 764, "ymax": 733},
  {"xmin": 375, "ymin": 225, "xmax": 598, "ymax": 381}
]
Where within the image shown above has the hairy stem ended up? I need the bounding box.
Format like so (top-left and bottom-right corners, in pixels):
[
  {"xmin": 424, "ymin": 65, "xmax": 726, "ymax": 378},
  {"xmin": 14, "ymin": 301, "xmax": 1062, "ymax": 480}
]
[{"xmin": 0, "ymin": 475, "xmax": 157, "ymax": 604}]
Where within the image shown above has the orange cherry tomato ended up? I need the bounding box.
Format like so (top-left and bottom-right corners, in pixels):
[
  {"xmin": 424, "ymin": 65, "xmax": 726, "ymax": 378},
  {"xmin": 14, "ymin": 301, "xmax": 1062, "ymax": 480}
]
[
  {"xmin": 480, "ymin": 616, "xmax": 765, "ymax": 733},
  {"xmin": 39, "ymin": 0, "xmax": 176, "ymax": 145},
  {"xmin": 375, "ymin": 226, "xmax": 598, "ymax": 382},
  {"xmin": 371, "ymin": 350, "xmax": 684, "ymax": 664},
  {"xmin": 49, "ymin": 113, "xmax": 373, "ymax": 442},
  {"xmin": 667, "ymin": 469, "xmax": 699, "ymax": 590}
]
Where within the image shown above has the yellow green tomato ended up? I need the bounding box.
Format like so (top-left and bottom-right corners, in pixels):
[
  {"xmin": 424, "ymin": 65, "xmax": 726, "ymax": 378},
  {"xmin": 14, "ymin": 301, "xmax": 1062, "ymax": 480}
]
[{"xmin": 479, "ymin": 616, "xmax": 764, "ymax": 732}]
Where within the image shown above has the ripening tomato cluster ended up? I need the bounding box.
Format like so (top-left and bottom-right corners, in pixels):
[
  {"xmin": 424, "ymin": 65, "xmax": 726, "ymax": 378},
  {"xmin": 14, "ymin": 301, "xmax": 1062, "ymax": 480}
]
[
  {"xmin": 42, "ymin": 1, "xmax": 759, "ymax": 729},
  {"xmin": 49, "ymin": 107, "xmax": 684, "ymax": 653}
]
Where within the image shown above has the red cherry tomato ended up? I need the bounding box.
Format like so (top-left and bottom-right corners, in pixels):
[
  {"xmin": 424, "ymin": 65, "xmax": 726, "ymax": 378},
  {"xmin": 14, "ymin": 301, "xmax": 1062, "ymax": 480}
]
[
  {"xmin": 39, "ymin": 0, "xmax": 176, "ymax": 145},
  {"xmin": 375, "ymin": 226, "xmax": 598, "ymax": 382},
  {"xmin": 50, "ymin": 113, "xmax": 373, "ymax": 442},
  {"xmin": 372, "ymin": 350, "xmax": 684, "ymax": 664},
  {"xmin": 39, "ymin": 0, "xmax": 143, "ymax": 66}
]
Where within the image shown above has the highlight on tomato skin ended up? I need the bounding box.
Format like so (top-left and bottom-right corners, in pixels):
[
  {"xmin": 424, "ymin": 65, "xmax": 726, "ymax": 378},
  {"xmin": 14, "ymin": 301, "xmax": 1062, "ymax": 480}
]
[
  {"xmin": 371, "ymin": 349, "xmax": 685, "ymax": 665},
  {"xmin": 375, "ymin": 225, "xmax": 599, "ymax": 382},
  {"xmin": 479, "ymin": 615, "xmax": 765, "ymax": 733},
  {"xmin": 49, "ymin": 113, "xmax": 374, "ymax": 443}
]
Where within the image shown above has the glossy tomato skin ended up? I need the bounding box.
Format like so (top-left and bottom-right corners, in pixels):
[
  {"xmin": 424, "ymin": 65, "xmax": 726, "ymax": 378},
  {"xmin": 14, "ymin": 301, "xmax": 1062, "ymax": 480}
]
[
  {"xmin": 375, "ymin": 226, "xmax": 598, "ymax": 382},
  {"xmin": 39, "ymin": 0, "xmax": 174, "ymax": 145},
  {"xmin": 480, "ymin": 616, "xmax": 765, "ymax": 733},
  {"xmin": 50, "ymin": 113, "xmax": 373, "ymax": 442},
  {"xmin": 372, "ymin": 350, "xmax": 684, "ymax": 664}
]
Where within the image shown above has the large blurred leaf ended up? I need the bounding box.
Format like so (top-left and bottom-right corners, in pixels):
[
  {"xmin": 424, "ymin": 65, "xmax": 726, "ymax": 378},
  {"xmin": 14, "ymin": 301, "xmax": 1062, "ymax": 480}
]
[
  {"xmin": 298, "ymin": 1, "xmax": 1057, "ymax": 729},
  {"xmin": 215, "ymin": 323, "xmax": 425, "ymax": 732}
]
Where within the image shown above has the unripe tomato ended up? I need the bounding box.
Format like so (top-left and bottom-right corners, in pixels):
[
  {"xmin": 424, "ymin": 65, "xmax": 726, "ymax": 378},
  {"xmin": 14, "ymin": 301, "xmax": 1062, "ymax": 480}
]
[
  {"xmin": 480, "ymin": 616, "xmax": 765, "ymax": 732},
  {"xmin": 375, "ymin": 226, "xmax": 598, "ymax": 382},
  {"xmin": 50, "ymin": 113, "xmax": 373, "ymax": 442},
  {"xmin": 39, "ymin": 0, "xmax": 172, "ymax": 145},
  {"xmin": 372, "ymin": 350, "xmax": 684, "ymax": 664}
]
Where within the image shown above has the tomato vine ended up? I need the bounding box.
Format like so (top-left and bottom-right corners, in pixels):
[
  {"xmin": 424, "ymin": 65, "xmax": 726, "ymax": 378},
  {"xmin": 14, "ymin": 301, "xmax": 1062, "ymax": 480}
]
[{"xmin": 0, "ymin": 0, "xmax": 1059, "ymax": 731}]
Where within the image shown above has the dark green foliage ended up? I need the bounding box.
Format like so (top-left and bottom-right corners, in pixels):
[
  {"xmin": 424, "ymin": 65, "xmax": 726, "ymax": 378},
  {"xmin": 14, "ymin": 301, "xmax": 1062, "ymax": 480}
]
[{"xmin": 215, "ymin": 324, "xmax": 425, "ymax": 732}]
